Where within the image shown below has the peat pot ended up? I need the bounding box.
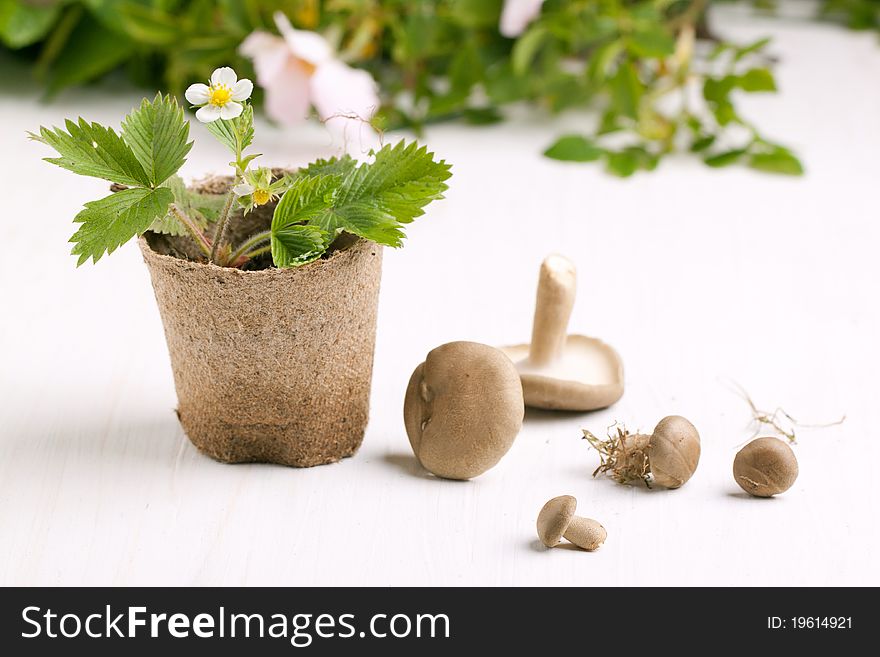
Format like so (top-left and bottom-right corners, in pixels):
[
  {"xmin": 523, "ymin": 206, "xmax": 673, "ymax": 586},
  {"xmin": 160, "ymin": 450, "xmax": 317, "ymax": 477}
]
[{"xmin": 139, "ymin": 227, "xmax": 383, "ymax": 467}]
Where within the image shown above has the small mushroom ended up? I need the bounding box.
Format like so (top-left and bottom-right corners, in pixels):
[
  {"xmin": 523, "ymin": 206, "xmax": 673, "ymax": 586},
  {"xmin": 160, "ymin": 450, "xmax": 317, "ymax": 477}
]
[
  {"xmin": 536, "ymin": 495, "xmax": 606, "ymax": 551},
  {"xmin": 583, "ymin": 415, "xmax": 701, "ymax": 489},
  {"xmin": 733, "ymin": 437, "xmax": 798, "ymax": 497},
  {"xmin": 403, "ymin": 341, "xmax": 524, "ymax": 480},
  {"xmin": 501, "ymin": 254, "xmax": 624, "ymax": 411}
]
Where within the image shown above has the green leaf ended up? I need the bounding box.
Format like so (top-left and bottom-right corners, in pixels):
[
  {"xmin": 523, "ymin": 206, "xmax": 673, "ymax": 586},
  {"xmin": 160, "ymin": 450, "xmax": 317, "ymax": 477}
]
[
  {"xmin": 712, "ymin": 100, "xmax": 738, "ymax": 126},
  {"xmin": 116, "ymin": 0, "xmax": 180, "ymax": 46},
  {"xmin": 149, "ymin": 176, "xmax": 222, "ymax": 235},
  {"xmin": 544, "ymin": 135, "xmax": 604, "ymax": 162},
  {"xmin": 271, "ymin": 141, "xmax": 452, "ymax": 267},
  {"xmin": 271, "ymin": 224, "xmax": 332, "ymax": 268},
  {"xmin": 587, "ymin": 40, "xmax": 625, "ymax": 84},
  {"xmin": 121, "ymin": 93, "xmax": 192, "ymax": 187},
  {"xmin": 451, "ymin": 0, "xmax": 503, "ymax": 29},
  {"xmin": 627, "ymin": 28, "xmax": 675, "ymax": 58},
  {"xmin": 71, "ymin": 187, "xmax": 174, "ymax": 265},
  {"xmin": 31, "ymin": 118, "xmax": 150, "ymax": 187},
  {"xmin": 204, "ymin": 104, "xmax": 254, "ymax": 156},
  {"xmin": 512, "ymin": 26, "xmax": 547, "ymax": 76},
  {"xmin": 734, "ymin": 37, "xmax": 772, "ymax": 62},
  {"xmin": 597, "ymin": 110, "xmax": 621, "ymax": 135},
  {"xmin": 690, "ymin": 135, "xmax": 717, "ymax": 152},
  {"xmin": 0, "ymin": 0, "xmax": 60, "ymax": 48},
  {"xmin": 737, "ymin": 68, "xmax": 777, "ymax": 92},
  {"xmin": 44, "ymin": 14, "xmax": 135, "ymax": 95},
  {"xmin": 703, "ymin": 76, "xmax": 736, "ymax": 104},
  {"xmin": 610, "ymin": 61, "xmax": 642, "ymax": 120},
  {"xmin": 271, "ymin": 174, "xmax": 341, "ymax": 266},
  {"xmin": 704, "ymin": 149, "xmax": 747, "ymax": 168},
  {"xmin": 463, "ymin": 107, "xmax": 503, "ymax": 125},
  {"xmin": 748, "ymin": 147, "xmax": 803, "ymax": 175},
  {"xmin": 338, "ymin": 140, "xmax": 452, "ymax": 229},
  {"xmin": 605, "ymin": 147, "xmax": 658, "ymax": 177},
  {"xmin": 299, "ymin": 155, "xmax": 358, "ymax": 179},
  {"xmin": 605, "ymin": 150, "xmax": 640, "ymax": 177}
]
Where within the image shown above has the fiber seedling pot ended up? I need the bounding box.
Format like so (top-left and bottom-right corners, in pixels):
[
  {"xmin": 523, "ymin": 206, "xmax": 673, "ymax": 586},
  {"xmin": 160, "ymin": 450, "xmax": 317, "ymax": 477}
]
[{"xmin": 139, "ymin": 187, "xmax": 383, "ymax": 467}]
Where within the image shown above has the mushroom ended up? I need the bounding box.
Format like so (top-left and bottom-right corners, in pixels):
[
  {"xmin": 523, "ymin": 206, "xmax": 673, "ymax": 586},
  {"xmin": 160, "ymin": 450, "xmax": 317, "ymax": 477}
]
[
  {"xmin": 583, "ymin": 415, "xmax": 701, "ymax": 489},
  {"xmin": 733, "ymin": 437, "xmax": 799, "ymax": 497},
  {"xmin": 403, "ymin": 341, "xmax": 524, "ymax": 480},
  {"xmin": 536, "ymin": 495, "xmax": 606, "ymax": 551},
  {"xmin": 501, "ymin": 254, "xmax": 624, "ymax": 411}
]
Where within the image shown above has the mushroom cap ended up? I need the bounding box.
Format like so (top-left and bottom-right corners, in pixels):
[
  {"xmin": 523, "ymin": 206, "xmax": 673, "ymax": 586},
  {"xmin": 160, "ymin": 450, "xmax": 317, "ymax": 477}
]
[
  {"xmin": 403, "ymin": 341, "xmax": 524, "ymax": 480},
  {"xmin": 501, "ymin": 335, "xmax": 624, "ymax": 411},
  {"xmin": 647, "ymin": 415, "xmax": 701, "ymax": 488},
  {"xmin": 536, "ymin": 495, "xmax": 577, "ymax": 547},
  {"xmin": 733, "ymin": 437, "xmax": 799, "ymax": 497}
]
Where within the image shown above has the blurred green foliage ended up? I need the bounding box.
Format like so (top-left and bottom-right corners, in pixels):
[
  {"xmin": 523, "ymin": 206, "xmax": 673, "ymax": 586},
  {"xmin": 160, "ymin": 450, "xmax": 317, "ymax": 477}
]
[{"xmin": 2, "ymin": 0, "xmax": 874, "ymax": 175}]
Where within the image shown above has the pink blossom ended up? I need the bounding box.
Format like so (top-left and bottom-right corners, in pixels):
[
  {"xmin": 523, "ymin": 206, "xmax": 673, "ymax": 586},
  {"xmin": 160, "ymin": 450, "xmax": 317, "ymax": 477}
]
[
  {"xmin": 500, "ymin": 0, "xmax": 546, "ymax": 38},
  {"xmin": 239, "ymin": 13, "xmax": 380, "ymax": 146}
]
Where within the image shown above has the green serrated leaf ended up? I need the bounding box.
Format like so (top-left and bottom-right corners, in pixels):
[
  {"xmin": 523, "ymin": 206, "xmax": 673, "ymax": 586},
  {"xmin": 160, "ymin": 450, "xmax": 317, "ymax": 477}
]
[
  {"xmin": 121, "ymin": 93, "xmax": 192, "ymax": 186},
  {"xmin": 271, "ymin": 174, "xmax": 341, "ymax": 267},
  {"xmin": 338, "ymin": 141, "xmax": 452, "ymax": 228},
  {"xmin": 71, "ymin": 187, "xmax": 174, "ymax": 265},
  {"xmin": 271, "ymin": 141, "xmax": 451, "ymax": 267},
  {"xmin": 544, "ymin": 135, "xmax": 604, "ymax": 162},
  {"xmin": 204, "ymin": 104, "xmax": 254, "ymax": 156},
  {"xmin": 271, "ymin": 224, "xmax": 332, "ymax": 268},
  {"xmin": 299, "ymin": 155, "xmax": 358, "ymax": 179},
  {"xmin": 31, "ymin": 118, "xmax": 150, "ymax": 187}
]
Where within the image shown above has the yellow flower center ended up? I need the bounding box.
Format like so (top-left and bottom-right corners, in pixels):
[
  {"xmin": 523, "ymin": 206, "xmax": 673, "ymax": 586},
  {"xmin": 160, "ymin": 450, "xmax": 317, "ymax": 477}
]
[
  {"xmin": 253, "ymin": 188, "xmax": 272, "ymax": 206},
  {"xmin": 209, "ymin": 85, "xmax": 233, "ymax": 107}
]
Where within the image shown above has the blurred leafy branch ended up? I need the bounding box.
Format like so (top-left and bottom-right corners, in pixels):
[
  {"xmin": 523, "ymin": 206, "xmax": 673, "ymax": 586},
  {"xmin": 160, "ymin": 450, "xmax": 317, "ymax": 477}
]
[{"xmin": 2, "ymin": 0, "xmax": 876, "ymax": 176}]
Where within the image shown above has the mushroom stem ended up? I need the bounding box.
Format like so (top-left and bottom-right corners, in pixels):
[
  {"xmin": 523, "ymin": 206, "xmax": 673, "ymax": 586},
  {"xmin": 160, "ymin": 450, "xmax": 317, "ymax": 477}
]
[
  {"xmin": 528, "ymin": 254, "xmax": 577, "ymax": 367},
  {"xmin": 562, "ymin": 516, "xmax": 607, "ymax": 551}
]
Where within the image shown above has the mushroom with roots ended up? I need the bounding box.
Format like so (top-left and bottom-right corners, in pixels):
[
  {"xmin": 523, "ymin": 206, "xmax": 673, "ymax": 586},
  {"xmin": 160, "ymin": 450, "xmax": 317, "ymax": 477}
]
[
  {"xmin": 583, "ymin": 415, "xmax": 701, "ymax": 489},
  {"xmin": 536, "ymin": 495, "xmax": 606, "ymax": 551},
  {"xmin": 501, "ymin": 254, "xmax": 624, "ymax": 411},
  {"xmin": 403, "ymin": 341, "xmax": 525, "ymax": 480}
]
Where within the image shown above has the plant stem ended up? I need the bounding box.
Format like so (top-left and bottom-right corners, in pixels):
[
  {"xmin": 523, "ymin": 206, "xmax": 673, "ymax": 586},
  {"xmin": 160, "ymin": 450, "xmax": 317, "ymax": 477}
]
[
  {"xmin": 243, "ymin": 245, "xmax": 271, "ymax": 259},
  {"xmin": 228, "ymin": 230, "xmax": 271, "ymax": 265},
  {"xmin": 169, "ymin": 204, "xmax": 212, "ymax": 257},
  {"xmin": 209, "ymin": 181, "xmax": 239, "ymax": 263},
  {"xmin": 669, "ymin": 0, "xmax": 707, "ymax": 31}
]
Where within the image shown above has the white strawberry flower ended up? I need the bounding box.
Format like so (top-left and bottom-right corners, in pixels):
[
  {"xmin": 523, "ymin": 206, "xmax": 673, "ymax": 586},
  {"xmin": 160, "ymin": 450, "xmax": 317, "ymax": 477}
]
[
  {"xmin": 185, "ymin": 67, "xmax": 254, "ymax": 123},
  {"xmin": 232, "ymin": 167, "xmax": 289, "ymax": 212}
]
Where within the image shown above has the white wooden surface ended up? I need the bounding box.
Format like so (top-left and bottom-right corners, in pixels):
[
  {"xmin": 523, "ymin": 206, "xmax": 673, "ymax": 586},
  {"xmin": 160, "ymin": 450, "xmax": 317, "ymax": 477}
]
[{"xmin": 1, "ymin": 8, "xmax": 878, "ymax": 586}]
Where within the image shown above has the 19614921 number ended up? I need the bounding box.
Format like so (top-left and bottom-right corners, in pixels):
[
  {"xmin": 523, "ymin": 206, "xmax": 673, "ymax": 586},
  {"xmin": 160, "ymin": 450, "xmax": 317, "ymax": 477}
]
[{"xmin": 769, "ymin": 617, "xmax": 852, "ymax": 629}]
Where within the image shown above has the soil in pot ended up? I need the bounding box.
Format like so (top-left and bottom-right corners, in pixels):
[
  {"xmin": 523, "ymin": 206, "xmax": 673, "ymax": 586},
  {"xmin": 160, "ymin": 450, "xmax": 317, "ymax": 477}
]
[{"xmin": 141, "ymin": 175, "xmax": 383, "ymax": 467}]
